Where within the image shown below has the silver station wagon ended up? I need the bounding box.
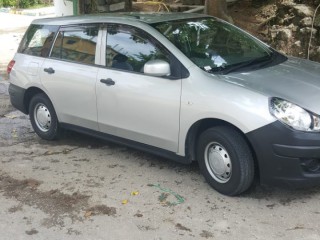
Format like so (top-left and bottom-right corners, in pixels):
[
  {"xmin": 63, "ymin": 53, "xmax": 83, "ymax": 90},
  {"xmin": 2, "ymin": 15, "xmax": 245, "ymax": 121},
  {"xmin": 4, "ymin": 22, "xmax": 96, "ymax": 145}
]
[{"xmin": 8, "ymin": 13, "xmax": 320, "ymax": 196}]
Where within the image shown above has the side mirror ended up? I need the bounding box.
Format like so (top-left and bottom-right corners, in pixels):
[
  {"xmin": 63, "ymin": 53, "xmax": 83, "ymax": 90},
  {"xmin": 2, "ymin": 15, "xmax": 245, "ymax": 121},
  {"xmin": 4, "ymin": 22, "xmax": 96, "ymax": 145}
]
[{"xmin": 144, "ymin": 60, "xmax": 171, "ymax": 77}]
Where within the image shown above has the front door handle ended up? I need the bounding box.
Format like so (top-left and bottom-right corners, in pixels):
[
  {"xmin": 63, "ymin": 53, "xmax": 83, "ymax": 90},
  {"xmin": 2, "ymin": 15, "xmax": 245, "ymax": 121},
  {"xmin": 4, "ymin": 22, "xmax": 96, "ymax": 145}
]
[
  {"xmin": 100, "ymin": 78, "xmax": 115, "ymax": 86},
  {"xmin": 44, "ymin": 67, "xmax": 55, "ymax": 74}
]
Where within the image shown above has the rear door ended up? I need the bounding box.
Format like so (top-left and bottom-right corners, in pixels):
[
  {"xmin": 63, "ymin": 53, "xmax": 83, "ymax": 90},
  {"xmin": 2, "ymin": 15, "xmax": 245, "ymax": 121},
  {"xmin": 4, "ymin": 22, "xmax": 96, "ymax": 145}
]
[
  {"xmin": 40, "ymin": 25, "xmax": 101, "ymax": 130},
  {"xmin": 96, "ymin": 24, "xmax": 182, "ymax": 152}
]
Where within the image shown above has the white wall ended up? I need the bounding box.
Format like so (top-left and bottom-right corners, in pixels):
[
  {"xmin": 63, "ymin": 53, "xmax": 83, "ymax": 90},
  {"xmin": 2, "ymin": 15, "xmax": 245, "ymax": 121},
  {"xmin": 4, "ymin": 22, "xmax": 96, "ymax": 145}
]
[{"xmin": 54, "ymin": 0, "xmax": 73, "ymax": 16}]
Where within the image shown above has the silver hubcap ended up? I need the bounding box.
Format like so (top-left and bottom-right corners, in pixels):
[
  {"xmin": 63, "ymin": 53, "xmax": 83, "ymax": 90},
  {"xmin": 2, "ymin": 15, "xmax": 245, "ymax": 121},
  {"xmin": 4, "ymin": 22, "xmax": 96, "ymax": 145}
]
[
  {"xmin": 34, "ymin": 103, "xmax": 51, "ymax": 132},
  {"xmin": 204, "ymin": 142, "xmax": 232, "ymax": 183}
]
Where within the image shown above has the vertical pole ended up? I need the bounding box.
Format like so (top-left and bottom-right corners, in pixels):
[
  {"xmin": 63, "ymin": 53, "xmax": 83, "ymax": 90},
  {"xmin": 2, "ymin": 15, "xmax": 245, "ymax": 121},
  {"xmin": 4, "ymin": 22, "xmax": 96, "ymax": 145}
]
[{"xmin": 73, "ymin": 0, "xmax": 78, "ymax": 15}]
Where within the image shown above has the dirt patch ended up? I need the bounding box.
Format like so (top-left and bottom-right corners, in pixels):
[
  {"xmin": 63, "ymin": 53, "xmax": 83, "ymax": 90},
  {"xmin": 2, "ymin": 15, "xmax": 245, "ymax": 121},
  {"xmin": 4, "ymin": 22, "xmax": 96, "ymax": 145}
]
[
  {"xmin": 175, "ymin": 223, "xmax": 192, "ymax": 232},
  {"xmin": 8, "ymin": 204, "xmax": 23, "ymax": 213},
  {"xmin": 134, "ymin": 212, "xmax": 143, "ymax": 218},
  {"xmin": 85, "ymin": 205, "xmax": 117, "ymax": 217},
  {"xmin": 200, "ymin": 230, "xmax": 214, "ymax": 238},
  {"xmin": 25, "ymin": 229, "xmax": 39, "ymax": 235},
  {"xmin": 43, "ymin": 147, "xmax": 79, "ymax": 156},
  {"xmin": 0, "ymin": 172, "xmax": 90, "ymax": 227}
]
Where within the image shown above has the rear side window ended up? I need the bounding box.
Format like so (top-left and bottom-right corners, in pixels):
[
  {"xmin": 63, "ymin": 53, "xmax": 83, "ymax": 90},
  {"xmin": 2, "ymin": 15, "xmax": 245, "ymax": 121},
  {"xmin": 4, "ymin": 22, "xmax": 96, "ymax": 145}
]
[
  {"xmin": 18, "ymin": 24, "xmax": 58, "ymax": 57},
  {"xmin": 50, "ymin": 26, "xmax": 99, "ymax": 65}
]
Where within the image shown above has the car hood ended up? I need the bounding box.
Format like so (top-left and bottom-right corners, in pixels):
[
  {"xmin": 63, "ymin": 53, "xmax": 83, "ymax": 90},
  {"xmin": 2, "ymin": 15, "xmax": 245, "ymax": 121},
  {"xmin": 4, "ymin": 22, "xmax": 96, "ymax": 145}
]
[{"xmin": 221, "ymin": 57, "xmax": 320, "ymax": 114}]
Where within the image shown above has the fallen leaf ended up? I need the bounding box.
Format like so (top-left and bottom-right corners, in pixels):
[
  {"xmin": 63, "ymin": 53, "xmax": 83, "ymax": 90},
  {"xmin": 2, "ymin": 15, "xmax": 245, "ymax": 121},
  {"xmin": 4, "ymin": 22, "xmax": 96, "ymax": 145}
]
[
  {"xmin": 286, "ymin": 225, "xmax": 306, "ymax": 231},
  {"xmin": 62, "ymin": 149, "xmax": 70, "ymax": 154},
  {"xmin": 131, "ymin": 191, "xmax": 139, "ymax": 196},
  {"xmin": 44, "ymin": 151, "xmax": 53, "ymax": 155},
  {"xmin": 11, "ymin": 131, "xmax": 18, "ymax": 138},
  {"xmin": 84, "ymin": 210, "xmax": 92, "ymax": 218},
  {"xmin": 5, "ymin": 114, "xmax": 18, "ymax": 119},
  {"xmin": 122, "ymin": 199, "xmax": 128, "ymax": 205}
]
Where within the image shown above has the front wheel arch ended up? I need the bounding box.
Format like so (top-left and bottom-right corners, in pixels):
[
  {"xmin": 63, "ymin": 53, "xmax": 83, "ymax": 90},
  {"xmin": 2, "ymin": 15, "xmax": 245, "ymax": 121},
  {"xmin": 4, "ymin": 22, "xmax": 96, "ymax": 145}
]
[
  {"xmin": 197, "ymin": 126, "xmax": 255, "ymax": 195},
  {"xmin": 185, "ymin": 119, "xmax": 259, "ymax": 178}
]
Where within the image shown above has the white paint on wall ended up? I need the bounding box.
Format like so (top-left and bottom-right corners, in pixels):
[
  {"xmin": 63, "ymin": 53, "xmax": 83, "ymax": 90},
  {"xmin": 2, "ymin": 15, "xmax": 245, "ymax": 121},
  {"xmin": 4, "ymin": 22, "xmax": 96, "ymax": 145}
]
[{"xmin": 54, "ymin": 0, "xmax": 73, "ymax": 16}]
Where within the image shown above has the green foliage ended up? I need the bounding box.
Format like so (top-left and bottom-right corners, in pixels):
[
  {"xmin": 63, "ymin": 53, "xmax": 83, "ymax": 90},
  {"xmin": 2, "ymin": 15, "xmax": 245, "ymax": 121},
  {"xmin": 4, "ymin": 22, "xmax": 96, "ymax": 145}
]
[
  {"xmin": 2, "ymin": 0, "xmax": 17, "ymax": 7},
  {"xmin": 19, "ymin": 0, "xmax": 31, "ymax": 8},
  {"xmin": 1, "ymin": 0, "xmax": 51, "ymax": 8}
]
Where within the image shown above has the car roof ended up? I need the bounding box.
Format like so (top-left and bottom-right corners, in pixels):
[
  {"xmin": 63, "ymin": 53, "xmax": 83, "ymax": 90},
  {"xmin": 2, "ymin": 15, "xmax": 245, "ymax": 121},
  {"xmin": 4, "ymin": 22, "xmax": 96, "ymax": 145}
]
[{"xmin": 31, "ymin": 12, "xmax": 209, "ymax": 26}]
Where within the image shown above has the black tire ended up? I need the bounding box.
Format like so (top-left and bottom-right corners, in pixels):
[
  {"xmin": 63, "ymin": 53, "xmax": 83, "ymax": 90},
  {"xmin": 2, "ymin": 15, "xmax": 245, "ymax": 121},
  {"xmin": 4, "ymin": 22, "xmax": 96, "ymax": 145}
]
[
  {"xmin": 29, "ymin": 93, "xmax": 60, "ymax": 140},
  {"xmin": 197, "ymin": 126, "xmax": 254, "ymax": 196}
]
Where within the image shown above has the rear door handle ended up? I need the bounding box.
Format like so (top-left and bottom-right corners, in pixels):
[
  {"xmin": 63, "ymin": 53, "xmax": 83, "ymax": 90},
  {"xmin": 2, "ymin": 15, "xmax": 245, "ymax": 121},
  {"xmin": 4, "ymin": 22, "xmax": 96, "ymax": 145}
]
[
  {"xmin": 44, "ymin": 67, "xmax": 55, "ymax": 74},
  {"xmin": 100, "ymin": 78, "xmax": 115, "ymax": 86}
]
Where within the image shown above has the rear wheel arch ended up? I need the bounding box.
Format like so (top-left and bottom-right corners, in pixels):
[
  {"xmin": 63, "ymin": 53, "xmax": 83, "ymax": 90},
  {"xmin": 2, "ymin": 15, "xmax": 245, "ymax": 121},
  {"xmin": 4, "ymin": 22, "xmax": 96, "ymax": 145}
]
[
  {"xmin": 24, "ymin": 87, "xmax": 48, "ymax": 115},
  {"xmin": 28, "ymin": 93, "xmax": 60, "ymax": 140}
]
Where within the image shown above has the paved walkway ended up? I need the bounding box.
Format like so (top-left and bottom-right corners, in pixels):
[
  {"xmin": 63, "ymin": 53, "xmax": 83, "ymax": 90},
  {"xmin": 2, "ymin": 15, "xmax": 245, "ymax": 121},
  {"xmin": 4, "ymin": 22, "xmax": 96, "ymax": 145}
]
[
  {"xmin": 0, "ymin": 13, "xmax": 35, "ymax": 31},
  {"xmin": 0, "ymin": 8, "xmax": 55, "ymax": 114},
  {"xmin": 0, "ymin": 13, "xmax": 29, "ymax": 79},
  {"xmin": 0, "ymin": 9, "xmax": 55, "ymax": 32},
  {"xmin": 0, "ymin": 8, "xmax": 55, "ymax": 77}
]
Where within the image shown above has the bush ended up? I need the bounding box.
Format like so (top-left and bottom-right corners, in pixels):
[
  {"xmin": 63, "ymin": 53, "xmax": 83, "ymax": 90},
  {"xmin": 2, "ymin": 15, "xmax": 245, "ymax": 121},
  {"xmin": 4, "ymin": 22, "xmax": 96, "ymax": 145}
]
[
  {"xmin": 18, "ymin": 0, "xmax": 31, "ymax": 8},
  {"xmin": 2, "ymin": 0, "xmax": 17, "ymax": 7},
  {"xmin": 2, "ymin": 0, "xmax": 50, "ymax": 8}
]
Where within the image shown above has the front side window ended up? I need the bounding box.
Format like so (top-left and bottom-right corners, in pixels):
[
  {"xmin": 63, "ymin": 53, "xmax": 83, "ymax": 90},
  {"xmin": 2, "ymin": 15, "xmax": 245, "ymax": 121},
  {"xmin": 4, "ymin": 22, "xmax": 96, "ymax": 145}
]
[
  {"xmin": 106, "ymin": 24, "xmax": 172, "ymax": 75},
  {"xmin": 18, "ymin": 24, "xmax": 58, "ymax": 57},
  {"xmin": 153, "ymin": 18, "xmax": 286, "ymax": 74},
  {"xmin": 51, "ymin": 26, "xmax": 99, "ymax": 65}
]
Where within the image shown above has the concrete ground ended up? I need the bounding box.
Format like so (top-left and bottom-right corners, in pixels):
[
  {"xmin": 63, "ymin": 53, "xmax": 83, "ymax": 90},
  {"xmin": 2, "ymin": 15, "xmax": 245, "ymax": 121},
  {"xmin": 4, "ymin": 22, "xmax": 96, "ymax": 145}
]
[
  {"xmin": 0, "ymin": 13, "xmax": 32, "ymax": 116},
  {"xmin": 1, "ymin": 12, "xmax": 320, "ymax": 240}
]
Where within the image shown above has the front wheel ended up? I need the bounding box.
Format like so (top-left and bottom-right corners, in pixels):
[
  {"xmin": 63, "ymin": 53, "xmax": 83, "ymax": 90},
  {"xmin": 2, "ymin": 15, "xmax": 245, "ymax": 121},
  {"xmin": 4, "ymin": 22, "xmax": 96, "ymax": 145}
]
[
  {"xmin": 29, "ymin": 93, "xmax": 60, "ymax": 140},
  {"xmin": 197, "ymin": 126, "xmax": 254, "ymax": 196}
]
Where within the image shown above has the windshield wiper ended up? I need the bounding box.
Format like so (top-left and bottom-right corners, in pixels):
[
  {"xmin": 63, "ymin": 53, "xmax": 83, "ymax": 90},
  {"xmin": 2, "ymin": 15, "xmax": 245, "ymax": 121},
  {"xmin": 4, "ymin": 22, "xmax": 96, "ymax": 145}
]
[{"xmin": 221, "ymin": 53, "xmax": 274, "ymax": 75}]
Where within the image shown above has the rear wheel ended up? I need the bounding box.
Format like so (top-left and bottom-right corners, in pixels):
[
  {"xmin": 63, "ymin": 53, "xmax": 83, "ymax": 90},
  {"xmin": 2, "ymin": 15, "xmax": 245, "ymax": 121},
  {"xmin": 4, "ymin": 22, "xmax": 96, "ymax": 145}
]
[
  {"xmin": 197, "ymin": 126, "xmax": 254, "ymax": 196},
  {"xmin": 29, "ymin": 93, "xmax": 60, "ymax": 140}
]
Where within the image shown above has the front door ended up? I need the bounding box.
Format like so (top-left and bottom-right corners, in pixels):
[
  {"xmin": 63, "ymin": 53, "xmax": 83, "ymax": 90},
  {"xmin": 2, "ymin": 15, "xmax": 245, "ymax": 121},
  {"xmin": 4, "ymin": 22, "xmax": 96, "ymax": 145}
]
[{"xmin": 96, "ymin": 24, "xmax": 182, "ymax": 152}]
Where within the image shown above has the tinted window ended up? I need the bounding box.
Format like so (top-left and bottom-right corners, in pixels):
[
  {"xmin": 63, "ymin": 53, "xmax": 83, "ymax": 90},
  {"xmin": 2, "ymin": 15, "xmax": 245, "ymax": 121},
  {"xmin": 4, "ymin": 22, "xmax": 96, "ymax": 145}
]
[
  {"xmin": 51, "ymin": 26, "xmax": 98, "ymax": 65},
  {"xmin": 18, "ymin": 24, "xmax": 58, "ymax": 57},
  {"xmin": 106, "ymin": 25, "xmax": 171, "ymax": 74}
]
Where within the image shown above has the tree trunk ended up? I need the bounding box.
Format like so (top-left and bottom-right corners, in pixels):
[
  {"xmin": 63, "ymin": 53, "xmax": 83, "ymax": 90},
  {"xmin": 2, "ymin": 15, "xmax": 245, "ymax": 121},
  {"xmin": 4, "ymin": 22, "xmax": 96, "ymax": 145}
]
[
  {"xmin": 205, "ymin": 0, "xmax": 234, "ymax": 24},
  {"xmin": 127, "ymin": 0, "xmax": 132, "ymax": 11}
]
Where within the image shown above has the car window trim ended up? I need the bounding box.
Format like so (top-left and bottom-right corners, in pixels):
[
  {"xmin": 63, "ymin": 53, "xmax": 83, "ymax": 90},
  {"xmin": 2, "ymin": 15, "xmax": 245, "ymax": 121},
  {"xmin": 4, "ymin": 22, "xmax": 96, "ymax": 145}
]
[{"xmin": 59, "ymin": 24, "xmax": 101, "ymax": 32}]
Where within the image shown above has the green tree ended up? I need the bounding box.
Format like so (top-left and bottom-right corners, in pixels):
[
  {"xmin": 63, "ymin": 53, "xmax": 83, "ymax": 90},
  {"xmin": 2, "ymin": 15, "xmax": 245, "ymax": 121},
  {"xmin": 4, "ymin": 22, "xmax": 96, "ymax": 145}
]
[
  {"xmin": 2, "ymin": 0, "xmax": 50, "ymax": 8},
  {"xmin": 2, "ymin": 0, "xmax": 17, "ymax": 7}
]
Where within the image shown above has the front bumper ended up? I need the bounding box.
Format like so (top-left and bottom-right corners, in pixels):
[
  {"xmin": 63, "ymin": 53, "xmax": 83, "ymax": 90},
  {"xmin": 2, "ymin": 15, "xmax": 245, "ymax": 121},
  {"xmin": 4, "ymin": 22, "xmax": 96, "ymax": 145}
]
[
  {"xmin": 8, "ymin": 83, "xmax": 27, "ymax": 114},
  {"xmin": 247, "ymin": 121, "xmax": 320, "ymax": 188}
]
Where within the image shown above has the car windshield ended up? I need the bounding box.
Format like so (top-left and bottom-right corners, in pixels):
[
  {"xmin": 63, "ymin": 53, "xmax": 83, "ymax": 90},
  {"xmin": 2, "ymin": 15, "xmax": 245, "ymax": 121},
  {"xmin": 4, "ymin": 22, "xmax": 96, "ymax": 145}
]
[{"xmin": 153, "ymin": 17, "xmax": 282, "ymax": 74}]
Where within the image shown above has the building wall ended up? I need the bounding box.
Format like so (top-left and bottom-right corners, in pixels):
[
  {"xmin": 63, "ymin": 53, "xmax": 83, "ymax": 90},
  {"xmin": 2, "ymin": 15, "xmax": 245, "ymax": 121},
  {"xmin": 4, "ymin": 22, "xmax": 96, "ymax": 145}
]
[{"xmin": 54, "ymin": 0, "xmax": 74, "ymax": 16}]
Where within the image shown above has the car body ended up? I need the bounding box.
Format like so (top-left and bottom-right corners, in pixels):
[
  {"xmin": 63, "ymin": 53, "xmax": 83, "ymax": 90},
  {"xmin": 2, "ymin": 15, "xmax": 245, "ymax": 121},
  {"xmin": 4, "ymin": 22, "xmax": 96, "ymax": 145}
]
[{"xmin": 8, "ymin": 13, "xmax": 320, "ymax": 195}]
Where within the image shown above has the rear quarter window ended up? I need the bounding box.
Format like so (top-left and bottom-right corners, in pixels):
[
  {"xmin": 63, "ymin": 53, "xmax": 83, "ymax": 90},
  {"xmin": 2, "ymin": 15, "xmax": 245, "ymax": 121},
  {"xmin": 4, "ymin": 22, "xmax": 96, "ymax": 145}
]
[{"xmin": 18, "ymin": 24, "xmax": 59, "ymax": 57}]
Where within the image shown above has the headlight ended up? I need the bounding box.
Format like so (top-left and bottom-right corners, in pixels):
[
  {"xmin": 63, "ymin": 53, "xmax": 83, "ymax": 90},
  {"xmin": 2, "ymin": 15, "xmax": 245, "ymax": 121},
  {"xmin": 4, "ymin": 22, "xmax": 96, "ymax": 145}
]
[{"xmin": 269, "ymin": 98, "xmax": 320, "ymax": 132}]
